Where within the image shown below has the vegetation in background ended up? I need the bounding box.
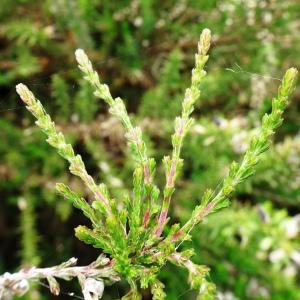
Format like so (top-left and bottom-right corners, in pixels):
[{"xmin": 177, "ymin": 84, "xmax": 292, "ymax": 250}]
[{"xmin": 0, "ymin": 1, "xmax": 299, "ymax": 299}]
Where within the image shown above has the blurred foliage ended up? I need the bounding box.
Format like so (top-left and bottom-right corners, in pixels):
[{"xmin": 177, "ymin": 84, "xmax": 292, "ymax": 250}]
[{"xmin": 0, "ymin": 0, "xmax": 299, "ymax": 299}]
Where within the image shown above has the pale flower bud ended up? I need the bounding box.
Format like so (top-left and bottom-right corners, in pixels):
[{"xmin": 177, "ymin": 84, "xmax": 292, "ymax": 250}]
[
  {"xmin": 198, "ymin": 29, "xmax": 211, "ymax": 56},
  {"xmin": 16, "ymin": 84, "xmax": 35, "ymax": 106},
  {"xmin": 82, "ymin": 278, "xmax": 104, "ymax": 300},
  {"xmin": 75, "ymin": 49, "xmax": 91, "ymax": 71},
  {"xmin": 12, "ymin": 279, "xmax": 29, "ymax": 296}
]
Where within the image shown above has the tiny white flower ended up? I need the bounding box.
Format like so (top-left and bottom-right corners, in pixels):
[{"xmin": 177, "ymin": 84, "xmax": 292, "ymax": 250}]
[
  {"xmin": 259, "ymin": 237, "xmax": 272, "ymax": 251},
  {"xmin": 99, "ymin": 162, "xmax": 110, "ymax": 173},
  {"xmin": 133, "ymin": 17, "xmax": 143, "ymax": 27},
  {"xmin": 284, "ymin": 217, "xmax": 300, "ymax": 238},
  {"xmin": 192, "ymin": 124, "xmax": 206, "ymax": 134},
  {"xmin": 269, "ymin": 248, "xmax": 285, "ymax": 263},
  {"xmin": 291, "ymin": 250, "xmax": 300, "ymax": 266},
  {"xmin": 203, "ymin": 136, "xmax": 215, "ymax": 146},
  {"xmin": 82, "ymin": 278, "xmax": 104, "ymax": 300},
  {"xmin": 12, "ymin": 279, "xmax": 29, "ymax": 296},
  {"xmin": 283, "ymin": 265, "xmax": 297, "ymax": 277},
  {"xmin": 109, "ymin": 176, "xmax": 123, "ymax": 187}
]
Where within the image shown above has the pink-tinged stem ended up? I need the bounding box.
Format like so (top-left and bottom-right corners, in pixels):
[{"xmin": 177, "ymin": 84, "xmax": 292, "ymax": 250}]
[
  {"xmin": 171, "ymin": 229, "xmax": 184, "ymax": 242},
  {"xmin": 155, "ymin": 95, "xmax": 199, "ymax": 238},
  {"xmin": 146, "ymin": 202, "xmax": 216, "ymax": 263},
  {"xmin": 143, "ymin": 164, "xmax": 150, "ymax": 184},
  {"xmin": 143, "ymin": 209, "xmax": 150, "ymax": 228},
  {"xmin": 171, "ymin": 201, "xmax": 215, "ymax": 243},
  {"xmin": 95, "ymin": 191, "xmax": 109, "ymax": 207},
  {"xmin": 155, "ymin": 158, "xmax": 177, "ymax": 237},
  {"xmin": 167, "ymin": 160, "xmax": 176, "ymax": 187},
  {"xmin": 156, "ymin": 121, "xmax": 185, "ymax": 237},
  {"xmin": 83, "ymin": 173, "xmax": 111, "ymax": 212},
  {"xmin": 155, "ymin": 207, "xmax": 169, "ymax": 237}
]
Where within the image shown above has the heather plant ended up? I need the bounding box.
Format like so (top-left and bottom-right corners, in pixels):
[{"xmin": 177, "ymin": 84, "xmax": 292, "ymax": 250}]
[
  {"xmin": 195, "ymin": 202, "xmax": 300, "ymax": 299},
  {"xmin": 177, "ymin": 118, "xmax": 300, "ymax": 207},
  {"xmin": 0, "ymin": 27, "xmax": 297, "ymax": 300},
  {"xmin": 160, "ymin": 201, "xmax": 300, "ymax": 300},
  {"xmin": 1, "ymin": 2, "xmax": 300, "ymax": 299}
]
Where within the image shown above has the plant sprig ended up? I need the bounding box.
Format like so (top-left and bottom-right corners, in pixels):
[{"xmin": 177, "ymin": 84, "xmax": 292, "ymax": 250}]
[
  {"xmin": 155, "ymin": 29, "xmax": 211, "ymax": 237},
  {"xmin": 171, "ymin": 67, "xmax": 298, "ymax": 244},
  {"xmin": 0, "ymin": 255, "xmax": 119, "ymax": 299},
  {"xmin": 16, "ymin": 84, "xmax": 112, "ymax": 215},
  {"xmin": 75, "ymin": 48, "xmax": 160, "ymax": 247},
  {"xmin": 15, "ymin": 28, "xmax": 298, "ymax": 299}
]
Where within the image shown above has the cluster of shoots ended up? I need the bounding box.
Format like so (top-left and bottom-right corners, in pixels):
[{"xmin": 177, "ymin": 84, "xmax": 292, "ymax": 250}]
[
  {"xmin": 13, "ymin": 28, "xmax": 298, "ymax": 299},
  {"xmin": 0, "ymin": 255, "xmax": 119, "ymax": 300}
]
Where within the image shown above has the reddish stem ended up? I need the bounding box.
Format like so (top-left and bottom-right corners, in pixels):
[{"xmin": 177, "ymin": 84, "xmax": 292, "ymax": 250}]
[{"xmin": 143, "ymin": 209, "xmax": 151, "ymax": 228}]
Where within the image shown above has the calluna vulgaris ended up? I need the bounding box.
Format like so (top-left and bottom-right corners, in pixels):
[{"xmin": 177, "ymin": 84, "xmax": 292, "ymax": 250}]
[{"xmin": 0, "ymin": 28, "xmax": 297, "ymax": 300}]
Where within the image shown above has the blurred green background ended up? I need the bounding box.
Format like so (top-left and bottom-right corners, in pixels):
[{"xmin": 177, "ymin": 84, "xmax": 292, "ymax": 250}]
[{"xmin": 0, "ymin": 1, "xmax": 299, "ymax": 299}]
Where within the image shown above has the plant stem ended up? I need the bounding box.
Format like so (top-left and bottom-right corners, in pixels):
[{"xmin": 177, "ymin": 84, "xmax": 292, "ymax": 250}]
[
  {"xmin": 155, "ymin": 29, "xmax": 211, "ymax": 237},
  {"xmin": 0, "ymin": 257, "xmax": 119, "ymax": 299}
]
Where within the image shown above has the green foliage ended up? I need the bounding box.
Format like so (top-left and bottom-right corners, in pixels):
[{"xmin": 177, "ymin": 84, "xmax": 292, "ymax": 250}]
[
  {"xmin": 19, "ymin": 196, "xmax": 40, "ymax": 267},
  {"xmin": 1, "ymin": 1, "xmax": 300, "ymax": 299},
  {"xmin": 15, "ymin": 27, "xmax": 297, "ymax": 299},
  {"xmin": 139, "ymin": 49, "xmax": 185, "ymax": 119},
  {"xmin": 196, "ymin": 202, "xmax": 300, "ymax": 299}
]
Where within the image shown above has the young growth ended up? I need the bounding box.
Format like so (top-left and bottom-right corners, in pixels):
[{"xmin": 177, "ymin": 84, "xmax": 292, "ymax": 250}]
[{"xmin": 12, "ymin": 28, "xmax": 298, "ymax": 299}]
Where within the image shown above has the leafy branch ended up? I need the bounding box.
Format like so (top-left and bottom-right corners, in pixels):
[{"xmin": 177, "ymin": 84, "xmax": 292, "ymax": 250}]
[
  {"xmin": 0, "ymin": 255, "xmax": 119, "ymax": 300},
  {"xmin": 170, "ymin": 67, "xmax": 298, "ymax": 244},
  {"xmin": 14, "ymin": 28, "xmax": 298, "ymax": 299},
  {"xmin": 155, "ymin": 29, "xmax": 211, "ymax": 237}
]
